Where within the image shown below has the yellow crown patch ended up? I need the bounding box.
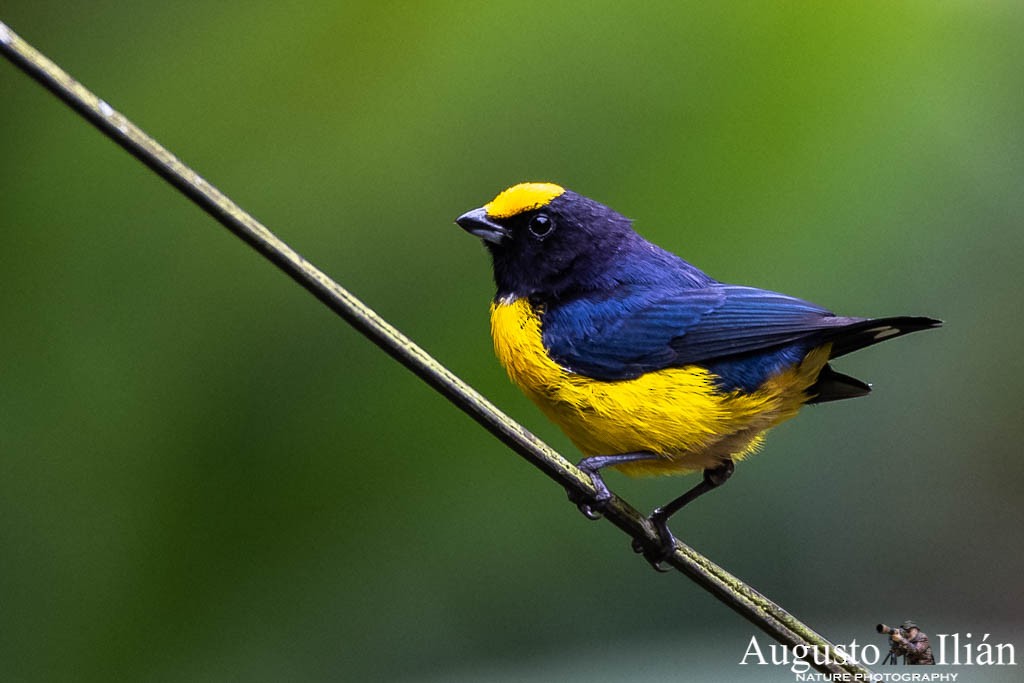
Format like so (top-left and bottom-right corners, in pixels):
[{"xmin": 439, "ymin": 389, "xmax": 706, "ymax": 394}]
[{"xmin": 485, "ymin": 182, "xmax": 565, "ymax": 219}]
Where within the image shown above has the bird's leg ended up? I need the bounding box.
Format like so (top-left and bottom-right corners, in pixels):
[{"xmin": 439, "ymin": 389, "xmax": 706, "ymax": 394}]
[
  {"xmin": 569, "ymin": 452, "xmax": 660, "ymax": 520},
  {"xmin": 633, "ymin": 459, "xmax": 735, "ymax": 572}
]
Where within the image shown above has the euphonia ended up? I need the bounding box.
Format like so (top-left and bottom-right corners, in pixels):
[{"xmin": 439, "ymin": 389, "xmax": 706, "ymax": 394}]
[{"xmin": 456, "ymin": 182, "xmax": 939, "ymax": 567}]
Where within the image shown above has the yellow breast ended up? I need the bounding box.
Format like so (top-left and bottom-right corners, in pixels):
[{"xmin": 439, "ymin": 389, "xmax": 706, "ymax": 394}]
[{"xmin": 489, "ymin": 297, "xmax": 829, "ymax": 476}]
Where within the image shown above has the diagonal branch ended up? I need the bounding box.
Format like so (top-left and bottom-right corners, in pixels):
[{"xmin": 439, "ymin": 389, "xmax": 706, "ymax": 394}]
[{"xmin": 0, "ymin": 20, "xmax": 870, "ymax": 678}]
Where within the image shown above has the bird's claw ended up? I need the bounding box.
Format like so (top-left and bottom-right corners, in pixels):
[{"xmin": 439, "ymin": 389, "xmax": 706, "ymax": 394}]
[
  {"xmin": 631, "ymin": 510, "xmax": 677, "ymax": 572},
  {"xmin": 567, "ymin": 487, "xmax": 610, "ymax": 520},
  {"xmin": 569, "ymin": 460, "xmax": 615, "ymax": 520}
]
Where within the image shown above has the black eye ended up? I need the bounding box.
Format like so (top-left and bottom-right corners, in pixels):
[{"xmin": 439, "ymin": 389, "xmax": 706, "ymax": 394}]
[{"xmin": 528, "ymin": 213, "xmax": 555, "ymax": 239}]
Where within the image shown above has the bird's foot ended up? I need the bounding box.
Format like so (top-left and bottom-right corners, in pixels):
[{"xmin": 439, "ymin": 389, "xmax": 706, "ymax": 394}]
[
  {"xmin": 568, "ymin": 452, "xmax": 659, "ymax": 520},
  {"xmin": 568, "ymin": 459, "xmax": 613, "ymax": 520},
  {"xmin": 569, "ymin": 493, "xmax": 610, "ymax": 521},
  {"xmin": 631, "ymin": 508, "xmax": 678, "ymax": 572},
  {"xmin": 630, "ymin": 459, "xmax": 735, "ymax": 572}
]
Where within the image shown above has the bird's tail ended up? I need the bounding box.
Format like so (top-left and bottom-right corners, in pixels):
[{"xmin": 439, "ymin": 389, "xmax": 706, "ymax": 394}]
[
  {"xmin": 807, "ymin": 364, "xmax": 872, "ymax": 404},
  {"xmin": 806, "ymin": 315, "xmax": 941, "ymax": 404},
  {"xmin": 826, "ymin": 316, "xmax": 942, "ymax": 360}
]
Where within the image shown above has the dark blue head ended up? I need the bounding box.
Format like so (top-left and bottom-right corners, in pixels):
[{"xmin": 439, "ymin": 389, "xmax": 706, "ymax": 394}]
[{"xmin": 456, "ymin": 182, "xmax": 710, "ymax": 300}]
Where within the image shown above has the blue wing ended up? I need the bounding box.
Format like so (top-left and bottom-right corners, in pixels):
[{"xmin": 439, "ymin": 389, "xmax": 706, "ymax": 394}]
[{"xmin": 540, "ymin": 284, "xmax": 862, "ymax": 386}]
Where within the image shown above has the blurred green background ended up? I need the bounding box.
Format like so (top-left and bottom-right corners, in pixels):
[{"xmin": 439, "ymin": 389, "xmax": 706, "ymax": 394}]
[{"xmin": 2, "ymin": 2, "xmax": 1022, "ymax": 681}]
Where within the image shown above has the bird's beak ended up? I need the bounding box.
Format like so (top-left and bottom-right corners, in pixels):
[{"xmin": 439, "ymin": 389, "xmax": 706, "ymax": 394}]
[{"xmin": 455, "ymin": 207, "xmax": 508, "ymax": 245}]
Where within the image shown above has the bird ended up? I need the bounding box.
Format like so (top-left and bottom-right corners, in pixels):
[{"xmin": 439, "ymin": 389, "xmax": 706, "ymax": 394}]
[{"xmin": 456, "ymin": 182, "xmax": 940, "ymax": 568}]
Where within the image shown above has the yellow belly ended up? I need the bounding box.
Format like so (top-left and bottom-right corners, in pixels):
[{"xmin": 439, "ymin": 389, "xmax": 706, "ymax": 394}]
[{"xmin": 490, "ymin": 298, "xmax": 829, "ymax": 476}]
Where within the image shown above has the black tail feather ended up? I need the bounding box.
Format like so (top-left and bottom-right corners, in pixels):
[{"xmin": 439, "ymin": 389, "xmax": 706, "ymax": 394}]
[
  {"xmin": 807, "ymin": 364, "xmax": 872, "ymax": 404},
  {"xmin": 826, "ymin": 316, "xmax": 942, "ymax": 359}
]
